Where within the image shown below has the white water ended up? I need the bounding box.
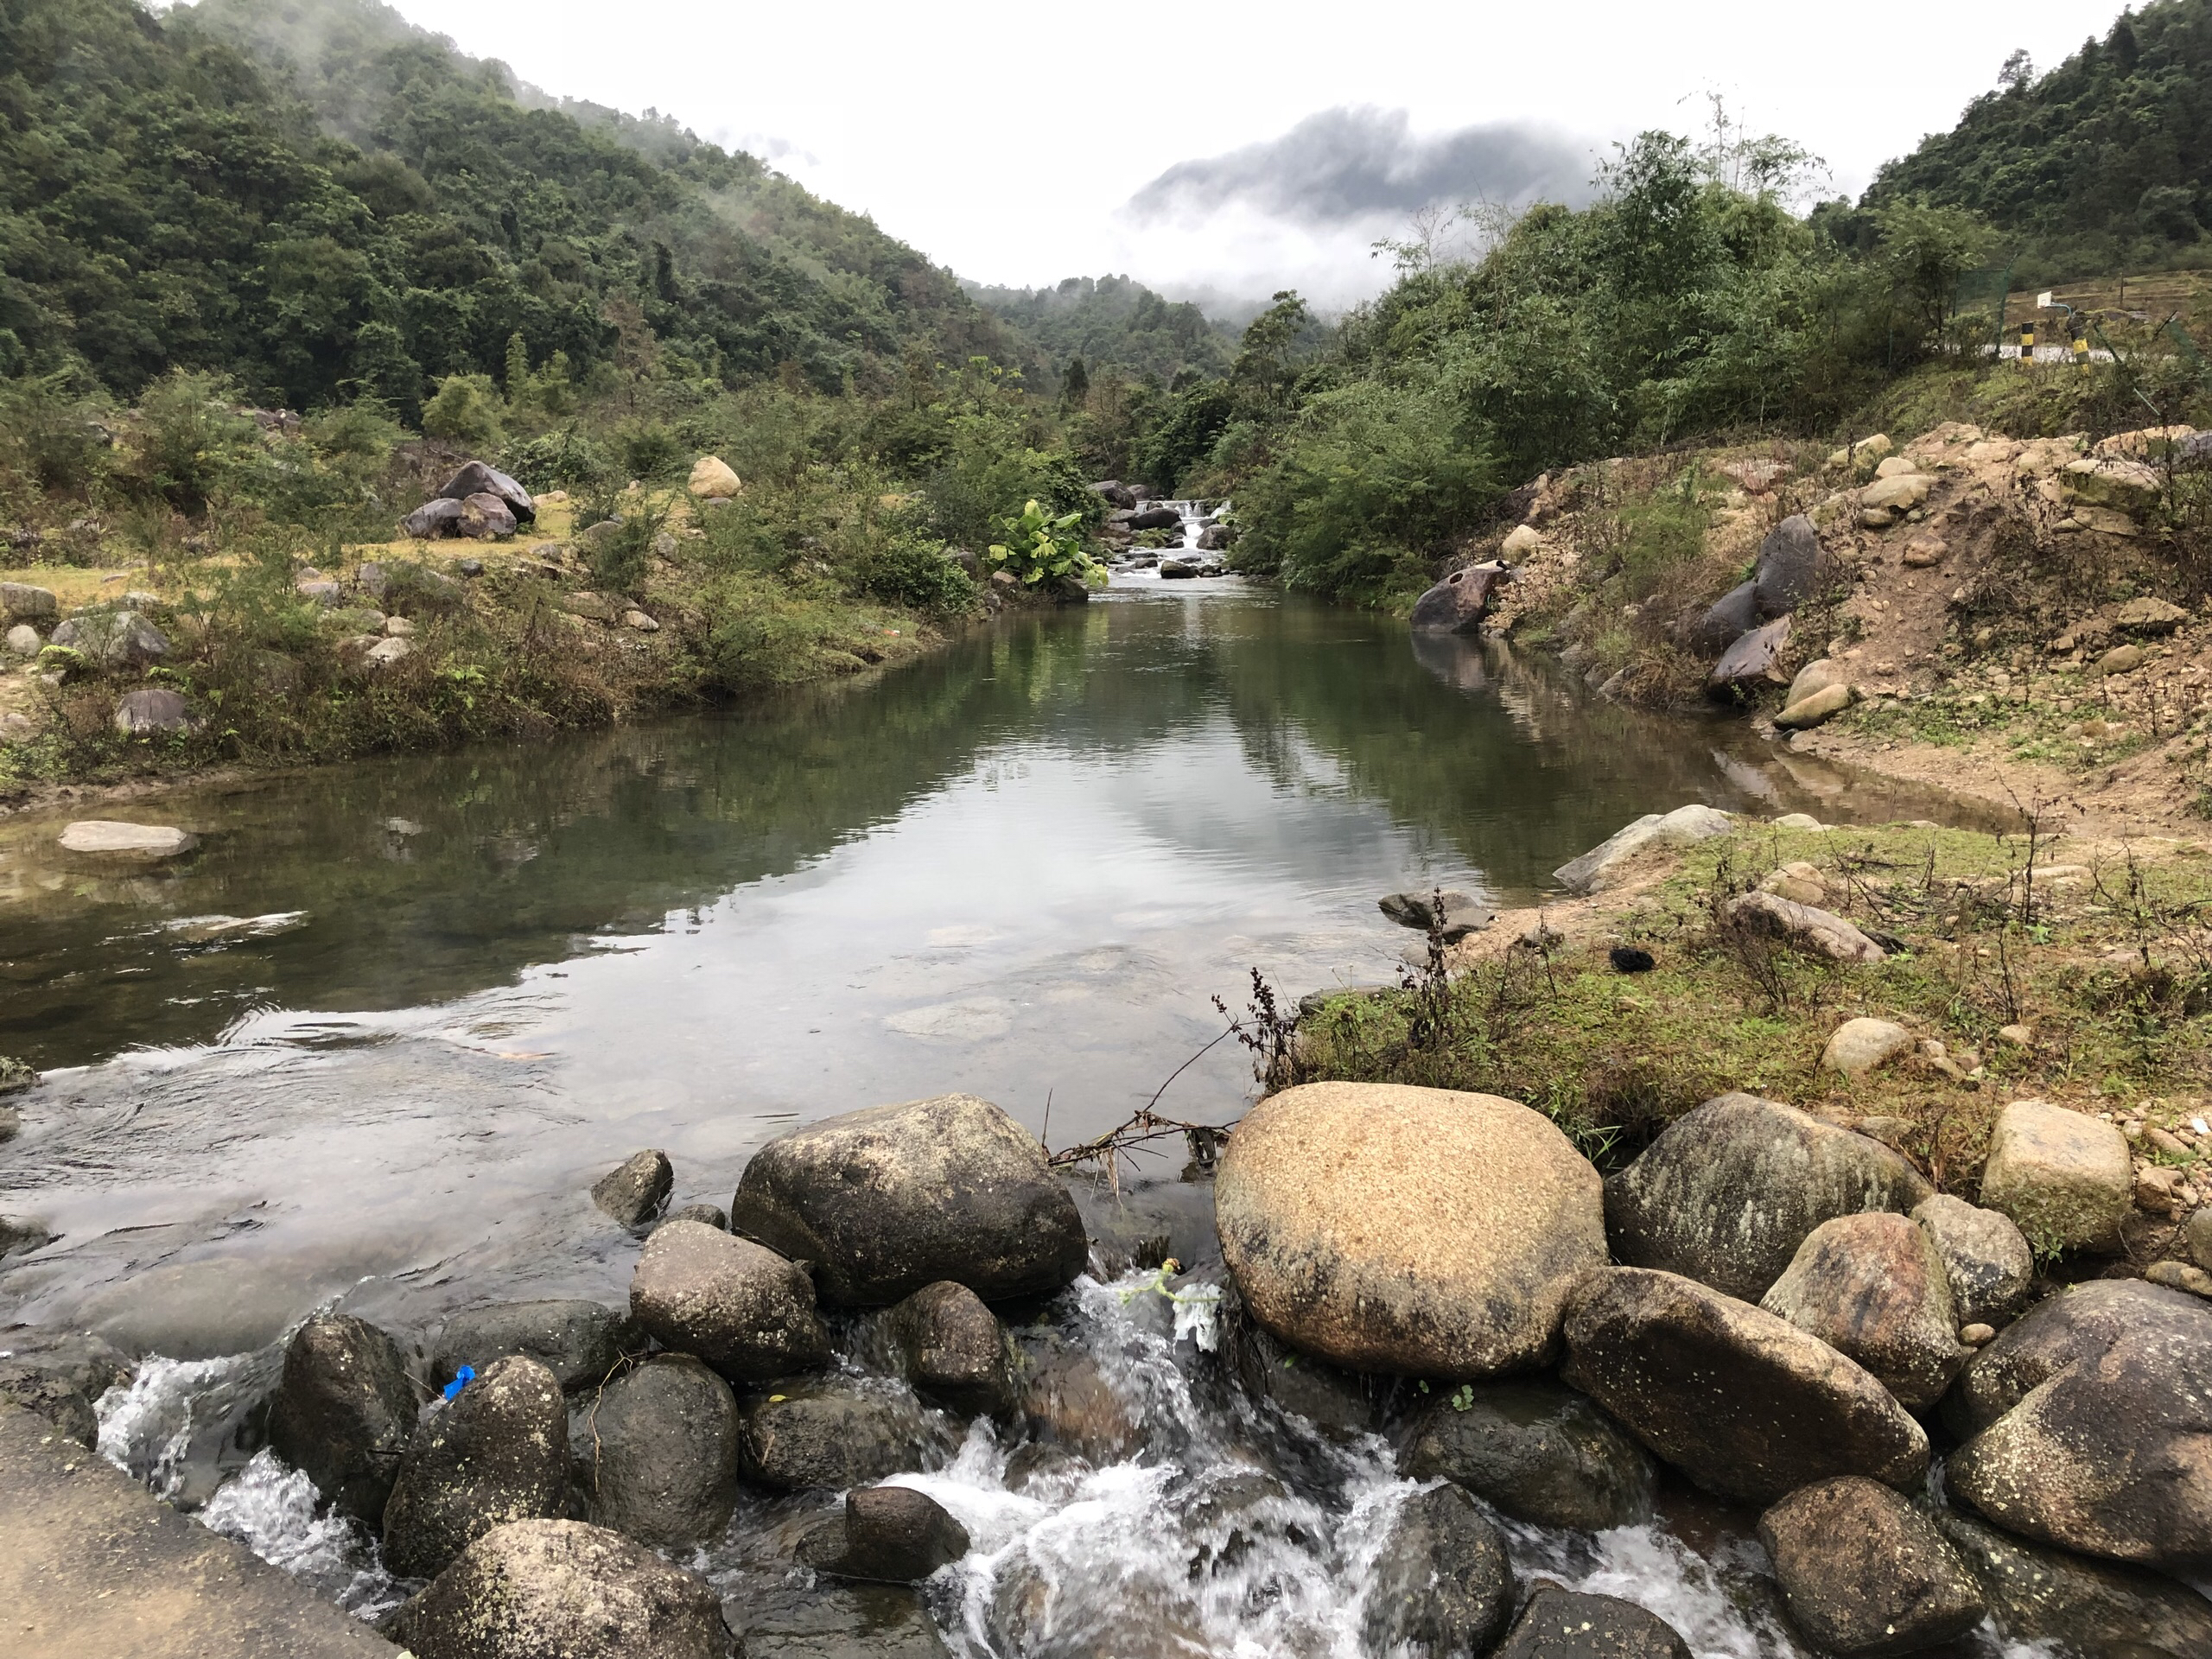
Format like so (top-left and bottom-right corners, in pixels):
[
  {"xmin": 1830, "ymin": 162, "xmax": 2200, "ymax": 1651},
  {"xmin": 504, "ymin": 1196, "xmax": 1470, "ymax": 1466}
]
[{"xmin": 91, "ymin": 1275, "xmax": 2056, "ymax": 1656}]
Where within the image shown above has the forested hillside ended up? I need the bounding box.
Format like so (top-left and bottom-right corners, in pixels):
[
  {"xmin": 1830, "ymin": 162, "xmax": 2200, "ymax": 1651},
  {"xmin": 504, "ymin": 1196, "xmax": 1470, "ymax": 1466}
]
[
  {"xmin": 968, "ymin": 275, "xmax": 1236, "ymax": 391},
  {"xmin": 0, "ymin": 0, "xmax": 1019, "ymax": 410},
  {"xmin": 1866, "ymin": 0, "xmax": 2212, "ymax": 282}
]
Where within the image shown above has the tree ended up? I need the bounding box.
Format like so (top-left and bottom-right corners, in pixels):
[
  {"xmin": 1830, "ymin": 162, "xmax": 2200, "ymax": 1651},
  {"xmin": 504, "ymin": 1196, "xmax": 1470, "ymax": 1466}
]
[
  {"xmin": 1232, "ymin": 292, "xmax": 1312, "ymax": 410},
  {"xmin": 1063, "ymin": 354, "xmax": 1090, "ymax": 407},
  {"xmin": 1875, "ymin": 197, "xmax": 1999, "ymax": 340}
]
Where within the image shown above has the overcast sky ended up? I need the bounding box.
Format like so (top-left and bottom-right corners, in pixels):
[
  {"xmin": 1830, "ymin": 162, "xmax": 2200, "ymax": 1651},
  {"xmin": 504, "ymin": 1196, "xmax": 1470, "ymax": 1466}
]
[{"xmin": 391, "ymin": 0, "xmax": 2129, "ymax": 310}]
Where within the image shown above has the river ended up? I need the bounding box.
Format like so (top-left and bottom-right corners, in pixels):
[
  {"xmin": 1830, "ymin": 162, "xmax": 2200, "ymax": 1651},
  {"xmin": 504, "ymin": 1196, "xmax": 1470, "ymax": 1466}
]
[{"xmin": 1, "ymin": 579, "xmax": 2030, "ymax": 1656}]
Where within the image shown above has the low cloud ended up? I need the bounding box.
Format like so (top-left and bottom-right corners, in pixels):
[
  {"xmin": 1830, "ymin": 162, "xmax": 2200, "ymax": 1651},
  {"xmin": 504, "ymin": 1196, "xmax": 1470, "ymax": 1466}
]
[{"xmin": 1128, "ymin": 106, "xmax": 1595, "ymax": 228}]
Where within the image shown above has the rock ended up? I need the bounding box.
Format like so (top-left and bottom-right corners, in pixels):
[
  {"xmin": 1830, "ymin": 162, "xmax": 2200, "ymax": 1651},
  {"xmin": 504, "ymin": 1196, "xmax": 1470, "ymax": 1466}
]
[
  {"xmin": 1158, "ymin": 559, "xmax": 1197, "ymax": 579},
  {"xmin": 1708, "ymin": 615, "xmax": 1794, "ymax": 690},
  {"xmin": 1783, "ymin": 658, "xmax": 1848, "ymax": 707},
  {"xmin": 266, "ymin": 1314, "xmax": 423, "ymax": 1527},
  {"xmin": 728, "ymin": 1094, "xmax": 1086, "ymax": 1306},
  {"xmin": 1996, "ymin": 1023, "xmax": 2033, "ymax": 1047},
  {"xmin": 2145, "ymin": 1259, "xmax": 2212, "ymax": 1297},
  {"xmin": 1752, "ymin": 514, "xmax": 1823, "ymax": 617},
  {"xmin": 111, "ymin": 688, "xmax": 191, "ymax": 736},
  {"xmin": 887, "ymin": 1281, "xmax": 1018, "ymax": 1419},
  {"xmin": 1091, "ymin": 480, "xmax": 1136, "ymax": 509},
  {"xmin": 1500, "ymin": 524, "xmax": 1543, "ymax": 561},
  {"xmin": 0, "ymin": 582, "xmax": 58, "ymax": 621},
  {"xmin": 0, "ymin": 1331, "xmax": 130, "ymax": 1447},
  {"xmin": 0, "ymin": 1214, "xmax": 50, "ymax": 1257},
  {"xmin": 1775, "ymin": 683, "xmax": 1853, "ymax": 728},
  {"xmin": 1396, "ymin": 1378, "xmax": 1656, "ymax": 1529},
  {"xmin": 1376, "ymin": 889, "xmax": 1492, "ymax": 940},
  {"xmin": 430, "ymin": 1300, "xmax": 641, "ymax": 1395},
  {"xmin": 1409, "ymin": 561, "xmax": 1511, "ymax": 633},
  {"xmin": 1609, "ymin": 945, "xmax": 1655, "ymax": 973},
  {"xmin": 574, "ymin": 1355, "xmax": 741, "ymax": 1548},
  {"xmin": 1873, "ymin": 456, "xmax": 1919, "ymax": 478},
  {"xmin": 384, "ymin": 614, "xmax": 416, "ymax": 638},
  {"xmin": 740, "ymin": 1379, "xmax": 935, "ymax": 1492},
  {"xmin": 1128, "ymin": 505, "xmax": 1181, "ymax": 531},
  {"xmin": 1724, "ymin": 891, "xmax": 1885, "ymax": 963},
  {"xmin": 1491, "ymin": 1588, "xmax": 1691, "ymax": 1659},
  {"xmin": 689, "ymin": 455, "xmax": 741, "ymax": 499},
  {"xmin": 1690, "ymin": 580, "xmax": 1761, "ymax": 655},
  {"xmin": 459, "ymin": 492, "xmax": 519, "ymax": 539},
  {"xmin": 50, "ymin": 610, "xmax": 168, "ymax": 670},
  {"xmin": 385, "ymin": 1519, "xmax": 726, "ymax": 1659},
  {"xmin": 2062, "ymin": 456, "xmax": 2162, "ymax": 512},
  {"xmin": 734, "ymin": 1582, "xmax": 949, "ymax": 1659},
  {"xmin": 1758, "ymin": 1478, "xmax": 1984, "ymax": 1658},
  {"xmin": 57, "ymin": 820, "xmax": 195, "ymax": 859},
  {"xmin": 1821, "ymin": 1017, "xmax": 1913, "ymax": 1076},
  {"xmin": 383, "ymin": 1354, "xmax": 569, "ymax": 1580},
  {"xmin": 1217, "ymin": 1081, "xmax": 1608, "ymax": 1378},
  {"xmin": 1933, "ymin": 1508, "xmax": 2212, "ymax": 1659},
  {"xmin": 1828, "ymin": 435, "xmax": 1894, "ymax": 470},
  {"xmin": 1361, "ymin": 1484, "xmax": 1515, "ymax": 1659},
  {"xmin": 399, "ymin": 498, "xmax": 466, "ymax": 539},
  {"xmin": 623, "ymin": 609, "xmax": 659, "ymax": 632},
  {"xmin": 1910, "ymin": 1195, "xmax": 2033, "ymax": 1328},
  {"xmin": 3, "ymin": 623, "xmax": 38, "ymax": 657},
  {"xmin": 662, "ymin": 1204, "xmax": 727, "ymax": 1230},
  {"xmin": 2190, "ymin": 1205, "xmax": 2212, "ymax": 1271},
  {"xmin": 2096, "ymin": 642, "xmax": 2145, "ymax": 676},
  {"xmin": 1946, "ymin": 1280, "xmax": 2212, "ymax": 1571},
  {"xmin": 1603, "ymin": 1093, "xmax": 1932, "ymax": 1302},
  {"xmin": 1560, "ymin": 1268, "xmax": 1929, "ymax": 1505},
  {"xmin": 1978, "ymin": 1098, "xmax": 2132, "ymax": 1253},
  {"xmin": 1861, "ymin": 473, "xmax": 1933, "ymax": 512},
  {"xmin": 1759, "ymin": 1213, "xmax": 1968, "ymax": 1409},
  {"xmin": 796, "ymin": 1484, "xmax": 970, "ymax": 1584},
  {"xmin": 628, "ymin": 1219, "xmax": 829, "ymax": 1383},
  {"xmin": 1900, "ymin": 535, "xmax": 1946, "ymax": 567},
  {"xmin": 1196, "ymin": 523, "xmax": 1232, "ymax": 551},
  {"xmin": 1553, "ymin": 804, "xmax": 1733, "ymax": 893},
  {"xmin": 1217, "ymin": 1286, "xmax": 1379, "ymax": 1440},
  {"xmin": 592, "ymin": 1148, "xmax": 673, "ymax": 1228},
  {"xmin": 434, "ymin": 461, "xmax": 535, "ymax": 522},
  {"xmin": 563, "ymin": 590, "xmax": 619, "ymax": 622},
  {"xmin": 2113, "ymin": 595, "xmax": 2190, "ymax": 634}
]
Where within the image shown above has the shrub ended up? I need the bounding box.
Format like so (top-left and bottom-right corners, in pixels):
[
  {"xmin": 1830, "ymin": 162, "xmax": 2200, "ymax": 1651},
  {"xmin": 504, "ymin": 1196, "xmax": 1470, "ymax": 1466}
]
[
  {"xmin": 116, "ymin": 371, "xmax": 261, "ymax": 515},
  {"xmin": 851, "ymin": 531, "xmax": 976, "ymax": 613},
  {"xmin": 421, "ymin": 374, "xmax": 504, "ymax": 448}
]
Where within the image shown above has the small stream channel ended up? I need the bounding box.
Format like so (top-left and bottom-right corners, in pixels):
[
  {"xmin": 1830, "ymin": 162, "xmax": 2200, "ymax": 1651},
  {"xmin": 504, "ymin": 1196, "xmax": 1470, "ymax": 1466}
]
[{"xmin": 2, "ymin": 582, "xmax": 2024, "ymax": 1654}]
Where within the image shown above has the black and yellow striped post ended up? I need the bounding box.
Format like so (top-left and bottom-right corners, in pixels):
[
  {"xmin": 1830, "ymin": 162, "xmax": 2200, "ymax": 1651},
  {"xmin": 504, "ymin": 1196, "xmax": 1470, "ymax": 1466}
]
[
  {"xmin": 2018, "ymin": 320, "xmax": 2035, "ymax": 363},
  {"xmin": 2071, "ymin": 321, "xmax": 2091, "ymax": 368}
]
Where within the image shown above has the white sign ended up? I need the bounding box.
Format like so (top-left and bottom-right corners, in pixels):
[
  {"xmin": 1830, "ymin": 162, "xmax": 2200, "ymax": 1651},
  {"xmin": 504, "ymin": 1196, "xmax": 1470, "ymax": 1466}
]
[{"xmin": 2037, "ymin": 291, "xmax": 2055, "ymax": 308}]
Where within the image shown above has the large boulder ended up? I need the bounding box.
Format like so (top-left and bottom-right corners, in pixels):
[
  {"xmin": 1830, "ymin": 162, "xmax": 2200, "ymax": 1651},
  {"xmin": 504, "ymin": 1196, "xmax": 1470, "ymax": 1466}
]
[
  {"xmin": 57, "ymin": 820, "xmax": 194, "ymax": 859},
  {"xmin": 1933, "ymin": 1509, "xmax": 2212, "ymax": 1659},
  {"xmin": 796, "ymin": 1484, "xmax": 971, "ymax": 1584},
  {"xmin": 112, "ymin": 687, "xmax": 191, "ymax": 736},
  {"xmin": 1946, "ymin": 1280, "xmax": 2212, "ymax": 1571},
  {"xmin": 50, "ymin": 609, "xmax": 168, "ymax": 670},
  {"xmin": 400, "ymin": 497, "xmax": 467, "ymax": 539},
  {"xmin": 1910, "ymin": 1195, "xmax": 2033, "ymax": 1328},
  {"xmin": 887, "ymin": 1281, "xmax": 1018, "ymax": 1420},
  {"xmin": 1722, "ymin": 892, "xmax": 1885, "ymax": 963},
  {"xmin": 0, "ymin": 582, "xmax": 58, "ymax": 622},
  {"xmin": 1216, "ymin": 1082, "xmax": 1608, "ymax": 1378},
  {"xmin": 459, "ymin": 492, "xmax": 518, "ymax": 539},
  {"xmin": 1127, "ymin": 505, "xmax": 1181, "ymax": 531},
  {"xmin": 739, "ymin": 1379, "xmax": 938, "ymax": 1492},
  {"xmin": 1758, "ymin": 1478, "xmax": 1984, "ymax": 1658},
  {"xmin": 1707, "ymin": 614, "xmax": 1793, "ymax": 692},
  {"xmin": 1759, "ymin": 1212, "xmax": 1969, "ymax": 1409},
  {"xmin": 1409, "ymin": 561, "xmax": 1510, "ymax": 633},
  {"xmin": 266, "ymin": 1314, "xmax": 422, "ymax": 1526},
  {"xmin": 592, "ymin": 1148, "xmax": 673, "ymax": 1228},
  {"xmin": 430, "ymin": 1300, "xmax": 641, "ymax": 1395},
  {"xmin": 1751, "ymin": 514, "xmax": 1824, "ymax": 617},
  {"xmin": 385, "ymin": 1519, "xmax": 728, "ymax": 1659},
  {"xmin": 1553, "ymin": 804, "xmax": 1732, "ymax": 894},
  {"xmin": 383, "ymin": 1354, "xmax": 569, "ymax": 1580},
  {"xmin": 628, "ymin": 1219, "xmax": 829, "ymax": 1383},
  {"xmin": 574, "ymin": 1355, "xmax": 741, "ymax": 1548},
  {"xmin": 1560, "ymin": 1268, "xmax": 1929, "ymax": 1505},
  {"xmin": 1395, "ymin": 1378, "xmax": 1656, "ymax": 1530},
  {"xmin": 689, "ymin": 455, "xmax": 741, "ymax": 499},
  {"xmin": 728, "ymin": 1095, "xmax": 1086, "ymax": 1306},
  {"xmin": 1491, "ymin": 1588, "xmax": 1690, "ymax": 1658},
  {"xmin": 1945, "ymin": 1279, "xmax": 2196, "ymax": 1436},
  {"xmin": 1361, "ymin": 1484, "xmax": 1515, "ymax": 1659},
  {"xmin": 1603, "ymin": 1094, "xmax": 1932, "ymax": 1302},
  {"xmin": 434, "ymin": 461, "xmax": 535, "ymax": 522},
  {"xmin": 1689, "ymin": 579, "xmax": 1760, "ymax": 655},
  {"xmin": 1977, "ymin": 1097, "xmax": 2131, "ymax": 1253}
]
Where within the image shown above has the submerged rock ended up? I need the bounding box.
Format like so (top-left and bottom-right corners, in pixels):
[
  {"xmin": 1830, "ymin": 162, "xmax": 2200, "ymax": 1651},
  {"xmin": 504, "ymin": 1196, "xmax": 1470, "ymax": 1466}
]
[
  {"xmin": 1933, "ymin": 1509, "xmax": 2212, "ymax": 1659},
  {"xmin": 57, "ymin": 820, "xmax": 195, "ymax": 859},
  {"xmin": 592, "ymin": 1148, "xmax": 673, "ymax": 1228},
  {"xmin": 1560, "ymin": 1268, "xmax": 1929, "ymax": 1505},
  {"xmin": 1216, "ymin": 1082, "xmax": 1608, "ymax": 1378},
  {"xmin": 1603, "ymin": 1093, "xmax": 1931, "ymax": 1303},
  {"xmin": 1219, "ymin": 1285, "xmax": 1380, "ymax": 1440},
  {"xmin": 383, "ymin": 1354, "xmax": 569, "ymax": 1580},
  {"xmin": 741, "ymin": 1379, "xmax": 938, "ymax": 1492},
  {"xmin": 729, "ymin": 1094, "xmax": 1086, "ymax": 1306},
  {"xmin": 628, "ymin": 1219, "xmax": 829, "ymax": 1383},
  {"xmin": 385, "ymin": 1519, "xmax": 727, "ymax": 1659},
  {"xmin": 887, "ymin": 1280, "xmax": 1019, "ymax": 1420},
  {"xmin": 1758, "ymin": 1478, "xmax": 1983, "ymax": 1658},
  {"xmin": 1758, "ymin": 1212, "xmax": 1969, "ymax": 1410},
  {"xmin": 430, "ymin": 1300, "xmax": 640, "ymax": 1395},
  {"xmin": 1396, "ymin": 1377, "xmax": 1656, "ymax": 1530},
  {"xmin": 1018, "ymin": 1332, "xmax": 1141, "ymax": 1461},
  {"xmin": 796, "ymin": 1484, "xmax": 970, "ymax": 1584},
  {"xmin": 0, "ymin": 1330, "xmax": 130, "ymax": 1448},
  {"xmin": 1491, "ymin": 1588, "xmax": 1691, "ymax": 1658},
  {"xmin": 1362, "ymin": 1483, "xmax": 1515, "ymax": 1659},
  {"xmin": 734, "ymin": 1582, "xmax": 948, "ymax": 1659},
  {"xmin": 266, "ymin": 1313, "xmax": 422, "ymax": 1527},
  {"xmin": 1409, "ymin": 561, "xmax": 1510, "ymax": 633},
  {"xmin": 575, "ymin": 1354, "xmax": 741, "ymax": 1549}
]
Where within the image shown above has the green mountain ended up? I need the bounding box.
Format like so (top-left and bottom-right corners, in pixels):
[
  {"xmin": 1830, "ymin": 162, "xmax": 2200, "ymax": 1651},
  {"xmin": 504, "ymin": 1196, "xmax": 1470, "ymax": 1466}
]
[
  {"xmin": 1866, "ymin": 1, "xmax": 2212, "ymax": 280},
  {"xmin": 0, "ymin": 0, "xmax": 1020, "ymax": 410},
  {"xmin": 969, "ymin": 274, "xmax": 1236, "ymax": 390}
]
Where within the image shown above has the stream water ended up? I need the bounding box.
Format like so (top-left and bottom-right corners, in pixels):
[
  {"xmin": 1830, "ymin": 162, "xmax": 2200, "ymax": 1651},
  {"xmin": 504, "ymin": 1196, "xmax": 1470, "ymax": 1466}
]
[{"xmin": 2, "ymin": 582, "xmax": 2036, "ymax": 1653}]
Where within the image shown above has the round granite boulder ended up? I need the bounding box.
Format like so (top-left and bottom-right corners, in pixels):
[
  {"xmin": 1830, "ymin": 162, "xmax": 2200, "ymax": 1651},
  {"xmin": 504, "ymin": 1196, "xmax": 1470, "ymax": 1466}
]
[
  {"xmin": 1216, "ymin": 1083, "xmax": 1608, "ymax": 1378},
  {"xmin": 383, "ymin": 1355, "xmax": 569, "ymax": 1580}
]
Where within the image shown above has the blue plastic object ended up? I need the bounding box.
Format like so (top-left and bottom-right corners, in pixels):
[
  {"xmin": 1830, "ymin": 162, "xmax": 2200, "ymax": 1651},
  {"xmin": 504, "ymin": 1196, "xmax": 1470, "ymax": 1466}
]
[{"xmin": 443, "ymin": 1364, "xmax": 475, "ymax": 1402}]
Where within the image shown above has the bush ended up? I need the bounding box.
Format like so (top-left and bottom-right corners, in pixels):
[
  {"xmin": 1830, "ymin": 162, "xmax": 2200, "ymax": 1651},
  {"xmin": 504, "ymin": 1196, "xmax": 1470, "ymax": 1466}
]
[
  {"xmin": 421, "ymin": 374, "xmax": 503, "ymax": 448},
  {"xmin": 116, "ymin": 371, "xmax": 261, "ymax": 515},
  {"xmin": 505, "ymin": 427, "xmax": 614, "ymax": 493},
  {"xmin": 852, "ymin": 531, "xmax": 976, "ymax": 613},
  {"xmin": 0, "ymin": 371, "xmax": 114, "ymax": 497}
]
